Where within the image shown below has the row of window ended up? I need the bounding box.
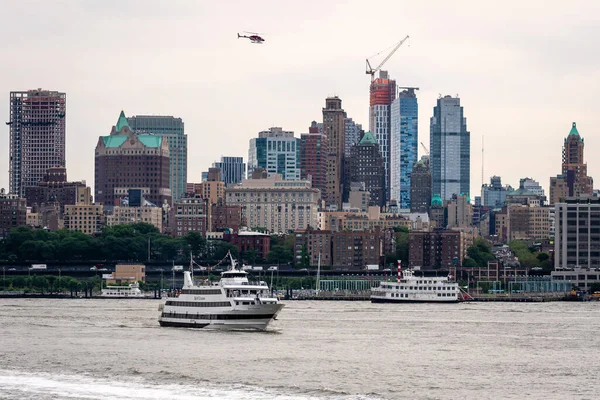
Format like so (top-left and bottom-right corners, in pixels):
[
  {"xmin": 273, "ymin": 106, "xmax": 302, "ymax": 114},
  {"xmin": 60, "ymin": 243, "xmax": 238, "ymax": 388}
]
[
  {"xmin": 165, "ymin": 301, "xmax": 230, "ymax": 307},
  {"xmin": 180, "ymin": 289, "xmax": 222, "ymax": 295},
  {"xmin": 161, "ymin": 312, "xmax": 274, "ymax": 320}
]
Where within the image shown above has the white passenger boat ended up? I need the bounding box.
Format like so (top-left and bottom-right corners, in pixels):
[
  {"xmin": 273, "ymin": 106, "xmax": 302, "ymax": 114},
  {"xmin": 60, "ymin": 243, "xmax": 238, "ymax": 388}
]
[
  {"xmin": 101, "ymin": 283, "xmax": 144, "ymax": 298},
  {"xmin": 158, "ymin": 252, "xmax": 284, "ymax": 330},
  {"xmin": 370, "ymin": 264, "xmax": 460, "ymax": 303}
]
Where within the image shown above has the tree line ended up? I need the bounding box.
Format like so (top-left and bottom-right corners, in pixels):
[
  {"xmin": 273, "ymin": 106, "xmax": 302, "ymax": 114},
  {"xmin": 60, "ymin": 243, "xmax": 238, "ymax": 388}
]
[{"xmin": 0, "ymin": 224, "xmax": 238, "ymax": 264}]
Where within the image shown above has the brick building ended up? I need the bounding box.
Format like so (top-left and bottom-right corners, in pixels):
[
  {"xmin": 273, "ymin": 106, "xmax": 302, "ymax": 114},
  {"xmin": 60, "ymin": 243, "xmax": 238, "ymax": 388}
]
[
  {"xmin": 169, "ymin": 195, "xmax": 208, "ymax": 237},
  {"xmin": 332, "ymin": 228, "xmax": 382, "ymax": 269},
  {"xmin": 293, "ymin": 227, "xmax": 333, "ymax": 267},
  {"xmin": 95, "ymin": 111, "xmax": 171, "ymax": 208},
  {"xmin": 24, "ymin": 167, "xmax": 86, "ymax": 210},
  {"xmin": 549, "ymin": 122, "xmax": 594, "ymax": 205},
  {"xmin": 408, "ymin": 230, "xmax": 462, "ymax": 270},
  {"xmin": 211, "ymin": 201, "xmax": 242, "ymax": 233},
  {"xmin": 0, "ymin": 190, "xmax": 27, "ymax": 238},
  {"xmin": 300, "ymin": 126, "xmax": 327, "ymax": 200},
  {"xmin": 228, "ymin": 231, "xmax": 271, "ymax": 262},
  {"xmin": 322, "ymin": 97, "xmax": 346, "ymax": 209}
]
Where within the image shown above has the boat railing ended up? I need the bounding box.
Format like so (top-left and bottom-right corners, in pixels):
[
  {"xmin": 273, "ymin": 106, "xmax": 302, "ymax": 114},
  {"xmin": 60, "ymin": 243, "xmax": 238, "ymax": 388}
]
[{"xmin": 220, "ymin": 281, "xmax": 268, "ymax": 287}]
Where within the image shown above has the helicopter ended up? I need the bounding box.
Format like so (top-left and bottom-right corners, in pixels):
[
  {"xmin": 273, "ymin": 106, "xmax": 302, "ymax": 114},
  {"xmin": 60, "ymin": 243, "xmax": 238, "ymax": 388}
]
[{"xmin": 237, "ymin": 32, "xmax": 265, "ymax": 44}]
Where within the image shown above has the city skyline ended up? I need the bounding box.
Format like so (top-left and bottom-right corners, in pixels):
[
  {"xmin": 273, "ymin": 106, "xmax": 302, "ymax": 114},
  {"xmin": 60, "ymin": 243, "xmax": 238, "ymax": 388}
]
[{"xmin": 1, "ymin": 1, "xmax": 599, "ymax": 198}]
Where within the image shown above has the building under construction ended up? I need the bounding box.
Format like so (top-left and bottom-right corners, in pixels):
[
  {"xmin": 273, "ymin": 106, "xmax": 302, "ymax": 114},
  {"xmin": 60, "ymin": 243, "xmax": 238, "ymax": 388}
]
[
  {"xmin": 369, "ymin": 71, "xmax": 396, "ymax": 203},
  {"xmin": 8, "ymin": 89, "xmax": 66, "ymax": 197}
]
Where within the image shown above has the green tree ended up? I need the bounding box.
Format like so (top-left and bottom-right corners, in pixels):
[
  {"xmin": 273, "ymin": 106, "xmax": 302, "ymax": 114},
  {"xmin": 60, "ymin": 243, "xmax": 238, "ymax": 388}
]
[
  {"xmin": 152, "ymin": 236, "xmax": 182, "ymax": 261},
  {"xmin": 242, "ymin": 248, "xmax": 260, "ymax": 265},
  {"xmin": 589, "ymin": 282, "xmax": 600, "ymax": 294},
  {"xmin": 395, "ymin": 230, "xmax": 409, "ymax": 266},
  {"xmin": 462, "ymin": 257, "xmax": 479, "ymax": 268},
  {"xmin": 466, "ymin": 238, "xmax": 496, "ymax": 268},
  {"xmin": 183, "ymin": 232, "xmax": 206, "ymax": 258},
  {"xmin": 267, "ymin": 245, "xmax": 293, "ymax": 265}
]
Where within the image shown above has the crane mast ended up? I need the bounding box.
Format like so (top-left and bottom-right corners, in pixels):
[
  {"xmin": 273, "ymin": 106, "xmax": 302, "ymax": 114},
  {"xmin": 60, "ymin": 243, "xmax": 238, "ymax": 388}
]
[{"xmin": 366, "ymin": 35, "xmax": 410, "ymax": 82}]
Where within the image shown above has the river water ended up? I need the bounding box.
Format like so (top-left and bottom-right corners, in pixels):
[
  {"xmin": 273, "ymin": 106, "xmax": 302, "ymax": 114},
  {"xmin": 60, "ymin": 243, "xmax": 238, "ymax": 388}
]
[{"xmin": 0, "ymin": 299, "xmax": 598, "ymax": 400}]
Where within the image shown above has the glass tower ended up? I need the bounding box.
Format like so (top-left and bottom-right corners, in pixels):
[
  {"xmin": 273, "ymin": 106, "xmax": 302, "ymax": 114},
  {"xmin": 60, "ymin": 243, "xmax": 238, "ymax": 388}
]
[
  {"xmin": 430, "ymin": 96, "xmax": 470, "ymax": 201},
  {"xmin": 213, "ymin": 156, "xmax": 245, "ymax": 185},
  {"xmin": 390, "ymin": 88, "xmax": 418, "ymax": 209},
  {"xmin": 127, "ymin": 115, "xmax": 187, "ymax": 201},
  {"xmin": 248, "ymin": 127, "xmax": 300, "ymax": 180}
]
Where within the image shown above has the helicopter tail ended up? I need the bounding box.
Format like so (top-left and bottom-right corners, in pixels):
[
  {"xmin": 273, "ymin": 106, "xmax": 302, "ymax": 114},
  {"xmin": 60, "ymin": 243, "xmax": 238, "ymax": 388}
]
[{"xmin": 237, "ymin": 33, "xmax": 240, "ymax": 38}]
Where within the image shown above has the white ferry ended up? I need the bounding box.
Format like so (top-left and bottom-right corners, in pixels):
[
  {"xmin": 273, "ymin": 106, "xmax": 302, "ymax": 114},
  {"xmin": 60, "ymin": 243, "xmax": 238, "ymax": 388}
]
[
  {"xmin": 371, "ymin": 265, "xmax": 460, "ymax": 303},
  {"xmin": 158, "ymin": 253, "xmax": 284, "ymax": 330},
  {"xmin": 101, "ymin": 283, "xmax": 144, "ymax": 298}
]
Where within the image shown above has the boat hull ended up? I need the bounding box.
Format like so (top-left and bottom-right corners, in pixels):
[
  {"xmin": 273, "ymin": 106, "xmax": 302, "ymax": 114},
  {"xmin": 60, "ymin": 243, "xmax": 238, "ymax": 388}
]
[
  {"xmin": 371, "ymin": 297, "xmax": 459, "ymax": 304},
  {"xmin": 158, "ymin": 318, "xmax": 276, "ymax": 331},
  {"xmin": 158, "ymin": 304, "xmax": 284, "ymax": 331}
]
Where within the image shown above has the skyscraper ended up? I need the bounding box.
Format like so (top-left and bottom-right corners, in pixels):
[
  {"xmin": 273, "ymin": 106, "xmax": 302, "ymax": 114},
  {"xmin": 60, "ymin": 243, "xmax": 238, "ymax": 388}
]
[
  {"xmin": 549, "ymin": 123, "xmax": 594, "ymax": 205},
  {"xmin": 213, "ymin": 156, "xmax": 245, "ymax": 186},
  {"xmin": 348, "ymin": 132, "xmax": 385, "ymax": 207},
  {"xmin": 430, "ymin": 95, "xmax": 470, "ymax": 201},
  {"xmin": 322, "ymin": 97, "xmax": 346, "ymax": 209},
  {"xmin": 127, "ymin": 115, "xmax": 187, "ymax": 201},
  {"xmin": 369, "ymin": 71, "xmax": 396, "ymax": 202},
  {"xmin": 300, "ymin": 123, "xmax": 327, "ymax": 197},
  {"xmin": 95, "ymin": 111, "xmax": 171, "ymax": 207},
  {"xmin": 9, "ymin": 89, "xmax": 66, "ymax": 197},
  {"xmin": 247, "ymin": 127, "xmax": 300, "ymax": 180},
  {"xmin": 481, "ymin": 176, "xmax": 513, "ymax": 208},
  {"xmin": 390, "ymin": 87, "xmax": 418, "ymax": 208},
  {"xmin": 410, "ymin": 156, "xmax": 431, "ymax": 214},
  {"xmin": 344, "ymin": 117, "xmax": 363, "ymax": 157}
]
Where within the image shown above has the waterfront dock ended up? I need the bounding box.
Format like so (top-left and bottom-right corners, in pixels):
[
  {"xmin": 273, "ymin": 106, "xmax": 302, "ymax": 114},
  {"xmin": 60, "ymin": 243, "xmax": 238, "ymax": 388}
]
[
  {"xmin": 471, "ymin": 294, "xmax": 566, "ymax": 302},
  {"xmin": 293, "ymin": 294, "xmax": 370, "ymax": 301},
  {"xmin": 287, "ymin": 289, "xmax": 575, "ymax": 302}
]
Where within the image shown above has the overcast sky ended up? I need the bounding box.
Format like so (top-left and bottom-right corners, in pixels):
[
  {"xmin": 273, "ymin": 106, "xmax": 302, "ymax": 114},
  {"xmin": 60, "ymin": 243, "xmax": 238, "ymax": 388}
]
[{"xmin": 1, "ymin": 0, "xmax": 599, "ymax": 198}]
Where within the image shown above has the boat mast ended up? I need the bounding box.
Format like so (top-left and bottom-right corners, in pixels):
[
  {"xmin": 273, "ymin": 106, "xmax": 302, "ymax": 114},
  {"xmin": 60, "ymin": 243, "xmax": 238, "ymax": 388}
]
[
  {"xmin": 315, "ymin": 253, "xmax": 321, "ymax": 295},
  {"xmin": 227, "ymin": 251, "xmax": 236, "ymax": 271},
  {"xmin": 190, "ymin": 252, "xmax": 194, "ymax": 281}
]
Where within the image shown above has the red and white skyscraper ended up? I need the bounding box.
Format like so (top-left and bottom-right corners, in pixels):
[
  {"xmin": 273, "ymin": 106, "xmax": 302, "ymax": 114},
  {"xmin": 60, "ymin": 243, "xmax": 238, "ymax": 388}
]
[
  {"xmin": 8, "ymin": 89, "xmax": 66, "ymax": 197},
  {"xmin": 369, "ymin": 71, "xmax": 396, "ymax": 204}
]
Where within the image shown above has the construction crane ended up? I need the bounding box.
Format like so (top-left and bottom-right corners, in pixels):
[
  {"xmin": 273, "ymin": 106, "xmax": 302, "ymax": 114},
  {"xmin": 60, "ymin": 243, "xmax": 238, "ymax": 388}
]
[
  {"xmin": 420, "ymin": 142, "xmax": 429, "ymax": 155},
  {"xmin": 366, "ymin": 35, "xmax": 410, "ymax": 82}
]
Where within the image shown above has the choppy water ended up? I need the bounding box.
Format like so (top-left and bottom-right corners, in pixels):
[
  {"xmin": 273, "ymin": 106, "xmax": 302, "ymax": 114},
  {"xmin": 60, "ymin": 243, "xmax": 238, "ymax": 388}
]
[{"xmin": 0, "ymin": 299, "xmax": 599, "ymax": 399}]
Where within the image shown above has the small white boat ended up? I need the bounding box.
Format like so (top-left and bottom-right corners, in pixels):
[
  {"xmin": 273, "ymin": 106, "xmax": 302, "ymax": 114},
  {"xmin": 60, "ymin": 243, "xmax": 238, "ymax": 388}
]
[
  {"xmin": 158, "ymin": 252, "xmax": 284, "ymax": 330},
  {"xmin": 101, "ymin": 283, "xmax": 144, "ymax": 298}
]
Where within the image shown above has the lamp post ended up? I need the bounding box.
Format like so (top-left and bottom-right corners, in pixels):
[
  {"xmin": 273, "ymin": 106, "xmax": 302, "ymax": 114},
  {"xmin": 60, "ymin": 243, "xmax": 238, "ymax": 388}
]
[{"xmin": 58, "ymin": 268, "xmax": 61, "ymax": 294}]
